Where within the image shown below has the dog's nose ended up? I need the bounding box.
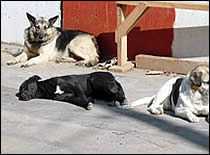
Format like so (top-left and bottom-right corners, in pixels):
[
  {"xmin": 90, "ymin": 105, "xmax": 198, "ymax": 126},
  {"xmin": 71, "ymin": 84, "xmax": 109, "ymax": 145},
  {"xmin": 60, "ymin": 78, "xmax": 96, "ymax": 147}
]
[
  {"xmin": 16, "ymin": 92, "xmax": 20, "ymax": 97},
  {"xmin": 39, "ymin": 35, "xmax": 44, "ymax": 39}
]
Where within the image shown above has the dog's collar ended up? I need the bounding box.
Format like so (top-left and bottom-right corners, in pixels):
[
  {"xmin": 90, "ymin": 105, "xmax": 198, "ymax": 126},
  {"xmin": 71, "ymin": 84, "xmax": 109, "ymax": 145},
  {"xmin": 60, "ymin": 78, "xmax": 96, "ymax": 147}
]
[
  {"xmin": 28, "ymin": 36, "xmax": 54, "ymax": 46},
  {"xmin": 191, "ymin": 84, "xmax": 200, "ymax": 92}
]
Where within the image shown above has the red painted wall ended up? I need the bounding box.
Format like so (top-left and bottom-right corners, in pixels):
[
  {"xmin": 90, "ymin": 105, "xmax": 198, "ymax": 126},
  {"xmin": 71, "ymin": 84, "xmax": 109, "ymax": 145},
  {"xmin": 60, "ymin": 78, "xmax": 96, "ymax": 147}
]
[{"xmin": 63, "ymin": 1, "xmax": 175, "ymax": 60}]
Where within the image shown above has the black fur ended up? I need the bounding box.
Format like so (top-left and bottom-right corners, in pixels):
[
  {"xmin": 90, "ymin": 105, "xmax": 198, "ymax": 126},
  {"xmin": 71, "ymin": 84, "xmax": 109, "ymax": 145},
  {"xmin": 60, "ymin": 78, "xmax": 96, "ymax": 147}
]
[
  {"xmin": 55, "ymin": 28, "xmax": 89, "ymax": 51},
  {"xmin": 16, "ymin": 72, "xmax": 127, "ymax": 110},
  {"xmin": 170, "ymin": 77, "xmax": 184, "ymax": 106}
]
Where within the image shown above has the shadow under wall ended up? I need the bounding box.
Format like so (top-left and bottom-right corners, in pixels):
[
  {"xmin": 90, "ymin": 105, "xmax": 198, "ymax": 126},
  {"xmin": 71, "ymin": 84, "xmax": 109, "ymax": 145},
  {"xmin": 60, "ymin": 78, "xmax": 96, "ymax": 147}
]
[
  {"xmin": 96, "ymin": 101, "xmax": 209, "ymax": 151},
  {"xmin": 97, "ymin": 27, "xmax": 174, "ymax": 61}
]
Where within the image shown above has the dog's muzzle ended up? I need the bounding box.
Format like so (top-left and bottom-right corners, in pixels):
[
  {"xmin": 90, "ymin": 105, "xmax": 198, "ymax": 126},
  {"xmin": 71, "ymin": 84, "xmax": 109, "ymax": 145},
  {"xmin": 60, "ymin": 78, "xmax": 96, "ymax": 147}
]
[{"xmin": 16, "ymin": 92, "xmax": 31, "ymax": 101}]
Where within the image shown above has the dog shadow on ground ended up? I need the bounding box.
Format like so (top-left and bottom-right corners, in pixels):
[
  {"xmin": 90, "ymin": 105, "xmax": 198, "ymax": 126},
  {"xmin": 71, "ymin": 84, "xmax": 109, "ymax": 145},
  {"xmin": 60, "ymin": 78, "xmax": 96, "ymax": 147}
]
[{"xmin": 95, "ymin": 100, "xmax": 209, "ymax": 151}]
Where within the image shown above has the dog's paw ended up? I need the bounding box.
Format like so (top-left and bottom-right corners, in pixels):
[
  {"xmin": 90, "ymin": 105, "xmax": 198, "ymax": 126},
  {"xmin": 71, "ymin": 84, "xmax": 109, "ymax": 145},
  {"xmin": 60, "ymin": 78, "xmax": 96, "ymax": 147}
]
[
  {"xmin": 120, "ymin": 98, "xmax": 129, "ymax": 106},
  {"xmin": 118, "ymin": 99, "xmax": 131, "ymax": 109},
  {"xmin": 20, "ymin": 64, "xmax": 29, "ymax": 68},
  {"xmin": 107, "ymin": 101, "xmax": 116, "ymax": 107},
  {"xmin": 75, "ymin": 61, "xmax": 86, "ymax": 67},
  {"xmin": 6, "ymin": 59, "xmax": 17, "ymax": 65},
  {"xmin": 20, "ymin": 62, "xmax": 32, "ymax": 68},
  {"xmin": 86, "ymin": 102, "xmax": 93, "ymax": 110},
  {"xmin": 147, "ymin": 107, "xmax": 164, "ymax": 115},
  {"xmin": 188, "ymin": 114, "xmax": 200, "ymax": 123},
  {"xmin": 119, "ymin": 104, "xmax": 131, "ymax": 109},
  {"xmin": 75, "ymin": 61, "xmax": 91, "ymax": 67}
]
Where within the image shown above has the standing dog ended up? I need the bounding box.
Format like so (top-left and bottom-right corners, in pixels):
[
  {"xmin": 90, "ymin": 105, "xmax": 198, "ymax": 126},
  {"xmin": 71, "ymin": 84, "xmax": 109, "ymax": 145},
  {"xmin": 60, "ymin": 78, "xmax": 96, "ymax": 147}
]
[
  {"xmin": 16, "ymin": 72, "xmax": 128, "ymax": 110},
  {"xmin": 131, "ymin": 65, "xmax": 209, "ymax": 123},
  {"xmin": 7, "ymin": 12, "xmax": 99, "ymax": 67}
]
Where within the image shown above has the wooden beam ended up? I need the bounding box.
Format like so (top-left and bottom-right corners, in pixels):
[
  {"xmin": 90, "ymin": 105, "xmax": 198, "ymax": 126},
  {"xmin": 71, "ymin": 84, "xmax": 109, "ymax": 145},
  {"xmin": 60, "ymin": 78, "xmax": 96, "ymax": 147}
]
[
  {"xmin": 116, "ymin": 1, "xmax": 209, "ymax": 11},
  {"xmin": 115, "ymin": 4, "xmax": 148, "ymax": 40},
  {"xmin": 145, "ymin": 1, "xmax": 209, "ymax": 11},
  {"xmin": 116, "ymin": 1, "xmax": 143, "ymax": 6}
]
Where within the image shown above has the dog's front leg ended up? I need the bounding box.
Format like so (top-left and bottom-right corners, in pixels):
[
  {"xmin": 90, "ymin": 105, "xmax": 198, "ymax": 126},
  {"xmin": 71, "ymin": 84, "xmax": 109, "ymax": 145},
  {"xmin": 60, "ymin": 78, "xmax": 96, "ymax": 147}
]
[
  {"xmin": 54, "ymin": 82, "xmax": 93, "ymax": 110},
  {"xmin": 7, "ymin": 51, "xmax": 28, "ymax": 65},
  {"xmin": 54, "ymin": 92, "xmax": 93, "ymax": 110},
  {"xmin": 198, "ymin": 106, "xmax": 209, "ymax": 123},
  {"xmin": 175, "ymin": 107, "xmax": 200, "ymax": 123},
  {"xmin": 71, "ymin": 83, "xmax": 93, "ymax": 110},
  {"xmin": 20, "ymin": 54, "xmax": 47, "ymax": 67},
  {"xmin": 198, "ymin": 106, "xmax": 209, "ymax": 115},
  {"xmin": 175, "ymin": 93, "xmax": 200, "ymax": 122}
]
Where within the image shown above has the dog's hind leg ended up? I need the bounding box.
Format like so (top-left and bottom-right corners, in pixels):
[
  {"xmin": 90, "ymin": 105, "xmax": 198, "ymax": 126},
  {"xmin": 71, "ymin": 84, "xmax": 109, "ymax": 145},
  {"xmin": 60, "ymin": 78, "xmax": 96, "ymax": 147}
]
[
  {"xmin": 7, "ymin": 52, "xmax": 28, "ymax": 65},
  {"xmin": 147, "ymin": 77, "xmax": 181, "ymax": 115},
  {"xmin": 54, "ymin": 92, "xmax": 93, "ymax": 110},
  {"xmin": 55, "ymin": 82, "xmax": 93, "ymax": 110},
  {"xmin": 68, "ymin": 35, "xmax": 99, "ymax": 66},
  {"xmin": 55, "ymin": 56, "xmax": 77, "ymax": 63}
]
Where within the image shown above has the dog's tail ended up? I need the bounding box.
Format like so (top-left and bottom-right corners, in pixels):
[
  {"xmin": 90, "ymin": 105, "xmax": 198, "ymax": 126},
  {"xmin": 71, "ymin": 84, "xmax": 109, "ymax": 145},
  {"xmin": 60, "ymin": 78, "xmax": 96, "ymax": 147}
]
[{"xmin": 130, "ymin": 95, "xmax": 155, "ymax": 108}]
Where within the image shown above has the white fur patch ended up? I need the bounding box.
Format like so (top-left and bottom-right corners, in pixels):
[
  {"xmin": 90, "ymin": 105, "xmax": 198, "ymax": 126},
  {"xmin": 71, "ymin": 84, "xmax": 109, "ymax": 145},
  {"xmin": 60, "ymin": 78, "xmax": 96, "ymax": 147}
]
[
  {"xmin": 68, "ymin": 34, "xmax": 99, "ymax": 61},
  {"xmin": 54, "ymin": 85, "xmax": 64, "ymax": 94}
]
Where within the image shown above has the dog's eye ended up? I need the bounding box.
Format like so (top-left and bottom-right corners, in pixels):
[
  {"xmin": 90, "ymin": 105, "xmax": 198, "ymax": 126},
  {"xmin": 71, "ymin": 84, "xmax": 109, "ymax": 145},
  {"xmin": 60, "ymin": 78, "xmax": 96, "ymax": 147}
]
[
  {"xmin": 44, "ymin": 25, "xmax": 48, "ymax": 29},
  {"xmin": 35, "ymin": 25, "xmax": 40, "ymax": 29}
]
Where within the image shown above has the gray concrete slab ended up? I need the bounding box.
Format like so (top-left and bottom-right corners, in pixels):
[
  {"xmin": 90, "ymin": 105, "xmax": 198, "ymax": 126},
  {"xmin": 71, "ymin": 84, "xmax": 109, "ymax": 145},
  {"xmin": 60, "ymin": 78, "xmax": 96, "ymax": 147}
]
[{"xmin": 1, "ymin": 49, "xmax": 209, "ymax": 154}]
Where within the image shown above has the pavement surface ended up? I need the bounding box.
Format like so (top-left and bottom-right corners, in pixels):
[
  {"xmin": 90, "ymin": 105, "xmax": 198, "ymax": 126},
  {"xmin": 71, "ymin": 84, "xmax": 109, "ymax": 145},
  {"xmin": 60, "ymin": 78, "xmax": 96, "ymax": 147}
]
[{"xmin": 1, "ymin": 47, "xmax": 209, "ymax": 154}]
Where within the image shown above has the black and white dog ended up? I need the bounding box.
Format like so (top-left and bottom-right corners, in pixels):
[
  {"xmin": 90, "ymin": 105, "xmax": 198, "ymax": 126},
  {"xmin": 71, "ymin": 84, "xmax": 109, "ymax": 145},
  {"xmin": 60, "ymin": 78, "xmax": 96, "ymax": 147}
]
[
  {"xmin": 16, "ymin": 72, "xmax": 128, "ymax": 110},
  {"xmin": 131, "ymin": 65, "xmax": 209, "ymax": 123},
  {"xmin": 7, "ymin": 12, "xmax": 99, "ymax": 67}
]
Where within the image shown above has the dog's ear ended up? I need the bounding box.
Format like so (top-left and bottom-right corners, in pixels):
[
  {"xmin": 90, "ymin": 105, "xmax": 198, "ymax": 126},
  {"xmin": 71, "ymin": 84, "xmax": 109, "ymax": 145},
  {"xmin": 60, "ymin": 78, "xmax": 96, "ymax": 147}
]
[
  {"xmin": 48, "ymin": 15, "xmax": 59, "ymax": 26},
  {"xmin": 26, "ymin": 12, "xmax": 36, "ymax": 25},
  {"xmin": 29, "ymin": 75, "xmax": 42, "ymax": 81}
]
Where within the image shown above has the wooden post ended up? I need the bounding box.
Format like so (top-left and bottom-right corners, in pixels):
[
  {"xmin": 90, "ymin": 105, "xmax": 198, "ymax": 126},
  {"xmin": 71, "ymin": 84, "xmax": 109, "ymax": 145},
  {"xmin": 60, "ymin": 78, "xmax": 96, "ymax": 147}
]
[
  {"xmin": 112, "ymin": 1, "xmax": 209, "ymax": 72},
  {"xmin": 116, "ymin": 4, "xmax": 127, "ymax": 66},
  {"xmin": 110, "ymin": 4, "xmax": 147, "ymax": 72}
]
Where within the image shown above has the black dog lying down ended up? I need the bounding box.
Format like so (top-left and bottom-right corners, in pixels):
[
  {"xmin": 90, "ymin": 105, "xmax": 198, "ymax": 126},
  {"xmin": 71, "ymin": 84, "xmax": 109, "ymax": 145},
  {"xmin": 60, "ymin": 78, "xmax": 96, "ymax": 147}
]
[{"xmin": 16, "ymin": 72, "xmax": 128, "ymax": 110}]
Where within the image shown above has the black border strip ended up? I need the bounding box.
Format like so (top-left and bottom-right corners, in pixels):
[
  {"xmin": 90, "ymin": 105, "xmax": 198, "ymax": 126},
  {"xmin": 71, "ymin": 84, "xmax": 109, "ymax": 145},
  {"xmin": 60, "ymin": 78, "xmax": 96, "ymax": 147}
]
[{"xmin": 60, "ymin": 1, "xmax": 63, "ymax": 29}]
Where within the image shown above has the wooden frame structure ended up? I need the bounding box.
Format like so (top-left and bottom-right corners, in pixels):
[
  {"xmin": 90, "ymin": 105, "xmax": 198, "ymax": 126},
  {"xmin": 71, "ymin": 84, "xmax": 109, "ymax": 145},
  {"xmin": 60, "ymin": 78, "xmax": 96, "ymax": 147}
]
[{"xmin": 109, "ymin": 1, "xmax": 209, "ymax": 72}]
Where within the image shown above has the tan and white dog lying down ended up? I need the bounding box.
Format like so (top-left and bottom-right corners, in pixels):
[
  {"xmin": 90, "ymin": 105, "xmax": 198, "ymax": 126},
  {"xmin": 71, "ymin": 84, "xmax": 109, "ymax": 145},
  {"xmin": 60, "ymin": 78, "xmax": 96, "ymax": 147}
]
[
  {"xmin": 131, "ymin": 65, "xmax": 209, "ymax": 123},
  {"xmin": 7, "ymin": 12, "xmax": 99, "ymax": 67}
]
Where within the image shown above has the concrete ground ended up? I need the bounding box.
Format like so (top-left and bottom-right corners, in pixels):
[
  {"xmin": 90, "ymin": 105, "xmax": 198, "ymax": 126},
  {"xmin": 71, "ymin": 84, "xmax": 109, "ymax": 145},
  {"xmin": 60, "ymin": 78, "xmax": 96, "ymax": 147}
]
[{"xmin": 1, "ymin": 46, "xmax": 209, "ymax": 154}]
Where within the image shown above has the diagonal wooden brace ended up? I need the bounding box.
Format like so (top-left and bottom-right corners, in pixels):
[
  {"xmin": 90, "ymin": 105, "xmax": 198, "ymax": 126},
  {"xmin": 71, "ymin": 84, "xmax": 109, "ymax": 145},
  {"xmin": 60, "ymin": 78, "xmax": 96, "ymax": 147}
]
[{"xmin": 115, "ymin": 4, "xmax": 148, "ymax": 42}]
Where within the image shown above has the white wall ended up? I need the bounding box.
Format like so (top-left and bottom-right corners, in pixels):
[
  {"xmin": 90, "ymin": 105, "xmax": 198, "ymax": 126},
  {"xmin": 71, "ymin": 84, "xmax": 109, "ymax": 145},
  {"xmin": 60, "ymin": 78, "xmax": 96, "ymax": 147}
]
[
  {"xmin": 1, "ymin": 1, "xmax": 61, "ymax": 44},
  {"xmin": 174, "ymin": 9, "xmax": 209, "ymax": 28},
  {"xmin": 172, "ymin": 1, "xmax": 209, "ymax": 58}
]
